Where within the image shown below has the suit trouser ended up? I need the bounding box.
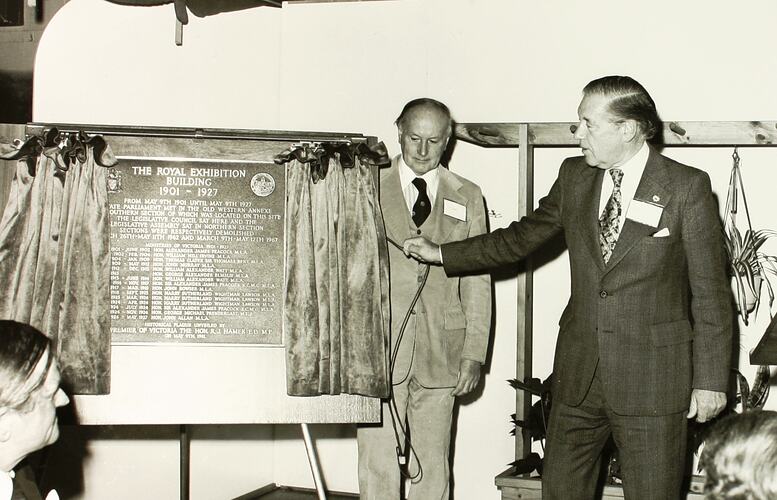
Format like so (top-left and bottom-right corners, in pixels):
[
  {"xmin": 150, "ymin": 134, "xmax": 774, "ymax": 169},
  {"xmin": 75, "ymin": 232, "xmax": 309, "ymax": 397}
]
[
  {"xmin": 542, "ymin": 367, "xmax": 687, "ymax": 500},
  {"xmin": 357, "ymin": 376, "xmax": 455, "ymax": 500}
]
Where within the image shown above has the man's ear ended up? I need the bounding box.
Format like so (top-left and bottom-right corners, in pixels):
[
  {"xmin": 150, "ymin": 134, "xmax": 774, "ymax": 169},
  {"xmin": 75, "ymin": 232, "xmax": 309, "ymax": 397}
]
[{"xmin": 620, "ymin": 120, "xmax": 638, "ymax": 143}]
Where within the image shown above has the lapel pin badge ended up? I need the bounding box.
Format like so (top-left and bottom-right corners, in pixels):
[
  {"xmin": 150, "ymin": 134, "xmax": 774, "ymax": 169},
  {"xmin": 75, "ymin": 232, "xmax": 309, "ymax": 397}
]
[{"xmin": 652, "ymin": 195, "xmax": 660, "ymax": 203}]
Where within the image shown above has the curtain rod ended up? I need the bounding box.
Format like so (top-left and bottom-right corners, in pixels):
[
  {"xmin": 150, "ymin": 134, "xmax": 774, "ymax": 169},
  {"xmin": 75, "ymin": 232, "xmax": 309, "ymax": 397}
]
[{"xmin": 25, "ymin": 123, "xmax": 368, "ymax": 144}]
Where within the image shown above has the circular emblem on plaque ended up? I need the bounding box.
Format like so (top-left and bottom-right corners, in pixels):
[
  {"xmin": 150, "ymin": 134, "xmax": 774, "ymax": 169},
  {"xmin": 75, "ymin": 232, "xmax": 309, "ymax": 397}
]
[{"xmin": 250, "ymin": 173, "xmax": 276, "ymax": 197}]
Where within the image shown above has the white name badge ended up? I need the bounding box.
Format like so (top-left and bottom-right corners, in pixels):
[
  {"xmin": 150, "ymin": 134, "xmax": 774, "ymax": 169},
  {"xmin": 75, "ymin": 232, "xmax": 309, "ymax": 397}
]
[
  {"xmin": 627, "ymin": 199, "xmax": 663, "ymax": 227},
  {"xmin": 444, "ymin": 199, "xmax": 466, "ymax": 221}
]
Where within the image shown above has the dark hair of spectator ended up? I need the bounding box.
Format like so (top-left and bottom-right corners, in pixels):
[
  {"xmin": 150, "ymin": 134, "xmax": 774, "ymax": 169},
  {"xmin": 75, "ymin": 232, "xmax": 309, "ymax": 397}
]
[
  {"xmin": 583, "ymin": 75, "xmax": 661, "ymax": 140},
  {"xmin": 0, "ymin": 320, "xmax": 52, "ymax": 411}
]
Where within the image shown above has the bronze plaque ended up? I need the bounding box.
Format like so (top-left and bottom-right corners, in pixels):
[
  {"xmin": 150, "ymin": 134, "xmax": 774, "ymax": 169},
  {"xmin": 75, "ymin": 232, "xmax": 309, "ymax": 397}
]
[{"xmin": 108, "ymin": 159, "xmax": 285, "ymax": 345}]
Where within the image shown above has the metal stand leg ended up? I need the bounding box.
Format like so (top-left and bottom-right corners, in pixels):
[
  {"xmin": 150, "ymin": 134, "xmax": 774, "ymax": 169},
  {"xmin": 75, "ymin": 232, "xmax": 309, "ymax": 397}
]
[
  {"xmin": 180, "ymin": 424, "xmax": 190, "ymax": 500},
  {"xmin": 300, "ymin": 423, "xmax": 327, "ymax": 500}
]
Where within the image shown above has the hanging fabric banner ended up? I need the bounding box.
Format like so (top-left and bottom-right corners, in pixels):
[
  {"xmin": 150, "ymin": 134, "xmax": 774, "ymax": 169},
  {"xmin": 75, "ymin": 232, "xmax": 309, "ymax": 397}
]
[
  {"xmin": 277, "ymin": 141, "xmax": 391, "ymax": 398},
  {"xmin": 0, "ymin": 128, "xmax": 117, "ymax": 394}
]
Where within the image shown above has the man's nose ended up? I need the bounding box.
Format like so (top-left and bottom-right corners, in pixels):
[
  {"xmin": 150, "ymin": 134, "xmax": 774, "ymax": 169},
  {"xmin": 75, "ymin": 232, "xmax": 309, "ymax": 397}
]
[
  {"xmin": 573, "ymin": 122, "xmax": 585, "ymax": 140},
  {"xmin": 54, "ymin": 389, "xmax": 70, "ymax": 407},
  {"xmin": 418, "ymin": 140, "xmax": 429, "ymax": 156}
]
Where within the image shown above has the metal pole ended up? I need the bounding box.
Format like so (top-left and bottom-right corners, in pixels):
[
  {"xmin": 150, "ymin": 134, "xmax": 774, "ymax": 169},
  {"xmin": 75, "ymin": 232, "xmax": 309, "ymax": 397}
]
[
  {"xmin": 180, "ymin": 424, "xmax": 190, "ymax": 500},
  {"xmin": 300, "ymin": 423, "xmax": 327, "ymax": 500}
]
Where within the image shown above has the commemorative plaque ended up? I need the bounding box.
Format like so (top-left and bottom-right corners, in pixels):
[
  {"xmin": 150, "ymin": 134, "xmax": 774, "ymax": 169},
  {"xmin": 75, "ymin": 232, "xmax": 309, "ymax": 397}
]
[{"xmin": 108, "ymin": 159, "xmax": 285, "ymax": 345}]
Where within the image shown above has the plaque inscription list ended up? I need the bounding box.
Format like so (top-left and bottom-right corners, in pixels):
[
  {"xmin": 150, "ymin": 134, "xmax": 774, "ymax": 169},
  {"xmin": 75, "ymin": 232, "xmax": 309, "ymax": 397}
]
[{"xmin": 108, "ymin": 160, "xmax": 285, "ymax": 345}]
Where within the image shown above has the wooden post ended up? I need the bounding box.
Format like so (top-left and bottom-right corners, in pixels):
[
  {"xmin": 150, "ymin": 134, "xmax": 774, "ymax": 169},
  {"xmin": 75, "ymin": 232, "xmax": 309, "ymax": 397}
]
[{"xmin": 515, "ymin": 124, "xmax": 534, "ymax": 461}]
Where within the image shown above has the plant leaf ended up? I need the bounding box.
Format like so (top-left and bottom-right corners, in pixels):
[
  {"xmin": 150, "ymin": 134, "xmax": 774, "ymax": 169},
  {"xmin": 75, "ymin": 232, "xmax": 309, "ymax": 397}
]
[
  {"xmin": 509, "ymin": 452, "xmax": 543, "ymax": 476},
  {"xmin": 734, "ymin": 369, "xmax": 751, "ymax": 411},
  {"xmin": 748, "ymin": 365, "xmax": 771, "ymax": 409},
  {"xmin": 508, "ymin": 377, "xmax": 545, "ymax": 396}
]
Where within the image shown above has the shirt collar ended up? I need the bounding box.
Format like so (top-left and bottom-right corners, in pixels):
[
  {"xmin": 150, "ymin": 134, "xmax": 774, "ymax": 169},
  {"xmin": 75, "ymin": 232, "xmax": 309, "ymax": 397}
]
[
  {"xmin": 0, "ymin": 470, "xmax": 13, "ymax": 500},
  {"xmin": 398, "ymin": 155, "xmax": 440, "ymax": 190}
]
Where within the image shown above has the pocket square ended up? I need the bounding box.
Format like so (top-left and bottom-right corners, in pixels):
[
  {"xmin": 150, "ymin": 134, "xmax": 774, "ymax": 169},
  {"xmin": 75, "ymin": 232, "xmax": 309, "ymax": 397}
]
[{"xmin": 652, "ymin": 227, "xmax": 670, "ymax": 237}]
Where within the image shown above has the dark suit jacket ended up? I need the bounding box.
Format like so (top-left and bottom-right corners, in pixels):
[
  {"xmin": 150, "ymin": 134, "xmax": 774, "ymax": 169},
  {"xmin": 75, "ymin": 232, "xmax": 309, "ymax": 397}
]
[
  {"xmin": 442, "ymin": 146, "xmax": 732, "ymax": 415},
  {"xmin": 382, "ymin": 157, "xmax": 492, "ymax": 388}
]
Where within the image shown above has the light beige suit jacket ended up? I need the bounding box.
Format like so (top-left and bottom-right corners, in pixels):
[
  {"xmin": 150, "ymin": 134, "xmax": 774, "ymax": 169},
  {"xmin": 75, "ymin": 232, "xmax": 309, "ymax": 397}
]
[{"xmin": 381, "ymin": 157, "xmax": 492, "ymax": 387}]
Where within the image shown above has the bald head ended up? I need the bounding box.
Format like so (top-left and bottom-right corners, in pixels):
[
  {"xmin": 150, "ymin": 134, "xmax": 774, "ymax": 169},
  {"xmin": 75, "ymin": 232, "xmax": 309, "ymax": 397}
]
[{"xmin": 395, "ymin": 98, "xmax": 453, "ymax": 137}]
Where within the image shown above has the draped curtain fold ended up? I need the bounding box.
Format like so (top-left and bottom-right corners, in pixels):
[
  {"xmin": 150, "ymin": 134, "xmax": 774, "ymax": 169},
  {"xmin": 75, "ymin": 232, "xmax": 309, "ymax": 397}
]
[
  {"xmin": 281, "ymin": 142, "xmax": 391, "ymax": 397},
  {"xmin": 0, "ymin": 130, "xmax": 116, "ymax": 394}
]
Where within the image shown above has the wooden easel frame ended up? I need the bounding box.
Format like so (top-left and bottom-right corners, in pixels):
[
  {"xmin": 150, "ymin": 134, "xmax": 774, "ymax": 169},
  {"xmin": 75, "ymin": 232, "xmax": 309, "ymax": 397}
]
[{"xmin": 453, "ymin": 120, "xmax": 777, "ymax": 494}]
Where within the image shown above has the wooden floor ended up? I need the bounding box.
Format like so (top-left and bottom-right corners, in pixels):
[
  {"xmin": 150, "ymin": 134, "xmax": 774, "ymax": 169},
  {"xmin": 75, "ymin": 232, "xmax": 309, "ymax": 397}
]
[{"xmin": 234, "ymin": 484, "xmax": 359, "ymax": 500}]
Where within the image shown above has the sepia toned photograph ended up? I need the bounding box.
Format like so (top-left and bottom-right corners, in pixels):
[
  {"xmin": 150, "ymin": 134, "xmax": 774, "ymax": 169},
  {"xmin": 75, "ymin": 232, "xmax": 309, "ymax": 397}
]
[{"xmin": 1, "ymin": 1, "xmax": 776, "ymax": 499}]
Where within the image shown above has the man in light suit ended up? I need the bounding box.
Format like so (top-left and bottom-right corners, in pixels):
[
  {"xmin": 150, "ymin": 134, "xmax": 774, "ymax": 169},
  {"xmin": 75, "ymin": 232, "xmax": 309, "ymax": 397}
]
[
  {"xmin": 404, "ymin": 77, "xmax": 733, "ymax": 499},
  {"xmin": 357, "ymin": 98, "xmax": 492, "ymax": 500}
]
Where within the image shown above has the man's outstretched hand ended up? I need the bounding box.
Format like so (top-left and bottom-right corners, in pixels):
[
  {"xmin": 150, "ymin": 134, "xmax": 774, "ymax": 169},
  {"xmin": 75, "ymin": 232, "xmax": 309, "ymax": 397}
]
[{"xmin": 403, "ymin": 236, "xmax": 442, "ymax": 264}]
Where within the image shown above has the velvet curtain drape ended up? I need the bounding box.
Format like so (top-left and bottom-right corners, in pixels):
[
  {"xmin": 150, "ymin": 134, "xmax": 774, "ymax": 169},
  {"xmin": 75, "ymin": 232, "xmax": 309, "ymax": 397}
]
[
  {"xmin": 278, "ymin": 142, "xmax": 391, "ymax": 398},
  {"xmin": 0, "ymin": 129, "xmax": 117, "ymax": 394}
]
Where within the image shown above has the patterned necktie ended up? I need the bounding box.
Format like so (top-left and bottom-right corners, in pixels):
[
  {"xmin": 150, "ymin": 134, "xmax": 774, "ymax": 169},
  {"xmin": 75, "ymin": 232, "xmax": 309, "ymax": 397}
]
[
  {"xmin": 599, "ymin": 168, "xmax": 624, "ymax": 264},
  {"xmin": 411, "ymin": 177, "xmax": 431, "ymax": 227}
]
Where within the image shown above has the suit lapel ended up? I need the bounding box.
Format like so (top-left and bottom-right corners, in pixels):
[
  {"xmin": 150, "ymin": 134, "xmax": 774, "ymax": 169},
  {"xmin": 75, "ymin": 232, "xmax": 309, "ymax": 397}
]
[
  {"xmin": 427, "ymin": 167, "xmax": 468, "ymax": 244},
  {"xmin": 605, "ymin": 146, "xmax": 673, "ymax": 271},
  {"xmin": 381, "ymin": 159, "xmax": 413, "ymax": 245},
  {"xmin": 574, "ymin": 165, "xmax": 607, "ymax": 272}
]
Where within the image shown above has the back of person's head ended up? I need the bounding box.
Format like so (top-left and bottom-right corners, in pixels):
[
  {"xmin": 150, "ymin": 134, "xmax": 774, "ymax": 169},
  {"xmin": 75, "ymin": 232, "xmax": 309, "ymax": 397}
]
[
  {"xmin": 583, "ymin": 75, "xmax": 660, "ymax": 140},
  {"xmin": 700, "ymin": 410, "xmax": 777, "ymax": 499},
  {"xmin": 0, "ymin": 320, "xmax": 52, "ymax": 412}
]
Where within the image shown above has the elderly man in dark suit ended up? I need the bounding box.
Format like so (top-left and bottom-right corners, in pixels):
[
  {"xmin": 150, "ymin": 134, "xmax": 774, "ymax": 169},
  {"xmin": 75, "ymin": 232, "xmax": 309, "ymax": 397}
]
[
  {"xmin": 357, "ymin": 98, "xmax": 491, "ymax": 500},
  {"xmin": 404, "ymin": 76, "xmax": 732, "ymax": 499}
]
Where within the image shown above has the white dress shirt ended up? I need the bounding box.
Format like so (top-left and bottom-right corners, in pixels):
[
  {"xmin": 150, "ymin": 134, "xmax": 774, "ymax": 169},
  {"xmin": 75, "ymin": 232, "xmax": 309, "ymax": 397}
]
[
  {"xmin": 1, "ymin": 469, "xmax": 58, "ymax": 500},
  {"xmin": 597, "ymin": 142, "xmax": 649, "ymax": 240},
  {"xmin": 397, "ymin": 156, "xmax": 440, "ymax": 215},
  {"xmin": 0, "ymin": 470, "xmax": 12, "ymax": 500}
]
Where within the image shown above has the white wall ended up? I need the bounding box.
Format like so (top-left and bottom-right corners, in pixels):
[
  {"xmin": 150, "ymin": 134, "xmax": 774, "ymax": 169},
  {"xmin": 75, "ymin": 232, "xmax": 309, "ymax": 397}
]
[
  {"xmin": 34, "ymin": 0, "xmax": 283, "ymax": 129},
  {"xmin": 34, "ymin": 0, "xmax": 777, "ymax": 499}
]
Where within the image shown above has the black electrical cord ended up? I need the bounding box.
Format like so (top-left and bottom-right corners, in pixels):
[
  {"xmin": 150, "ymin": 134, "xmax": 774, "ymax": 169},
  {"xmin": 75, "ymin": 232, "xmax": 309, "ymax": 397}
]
[{"xmin": 385, "ymin": 235, "xmax": 431, "ymax": 482}]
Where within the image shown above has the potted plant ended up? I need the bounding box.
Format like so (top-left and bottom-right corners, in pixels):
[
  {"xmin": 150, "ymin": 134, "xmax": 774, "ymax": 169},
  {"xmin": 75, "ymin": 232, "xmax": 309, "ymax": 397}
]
[
  {"xmin": 723, "ymin": 148, "xmax": 777, "ymax": 325},
  {"xmin": 507, "ymin": 376, "xmax": 624, "ymax": 485},
  {"xmin": 508, "ymin": 376, "xmax": 551, "ymax": 475}
]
